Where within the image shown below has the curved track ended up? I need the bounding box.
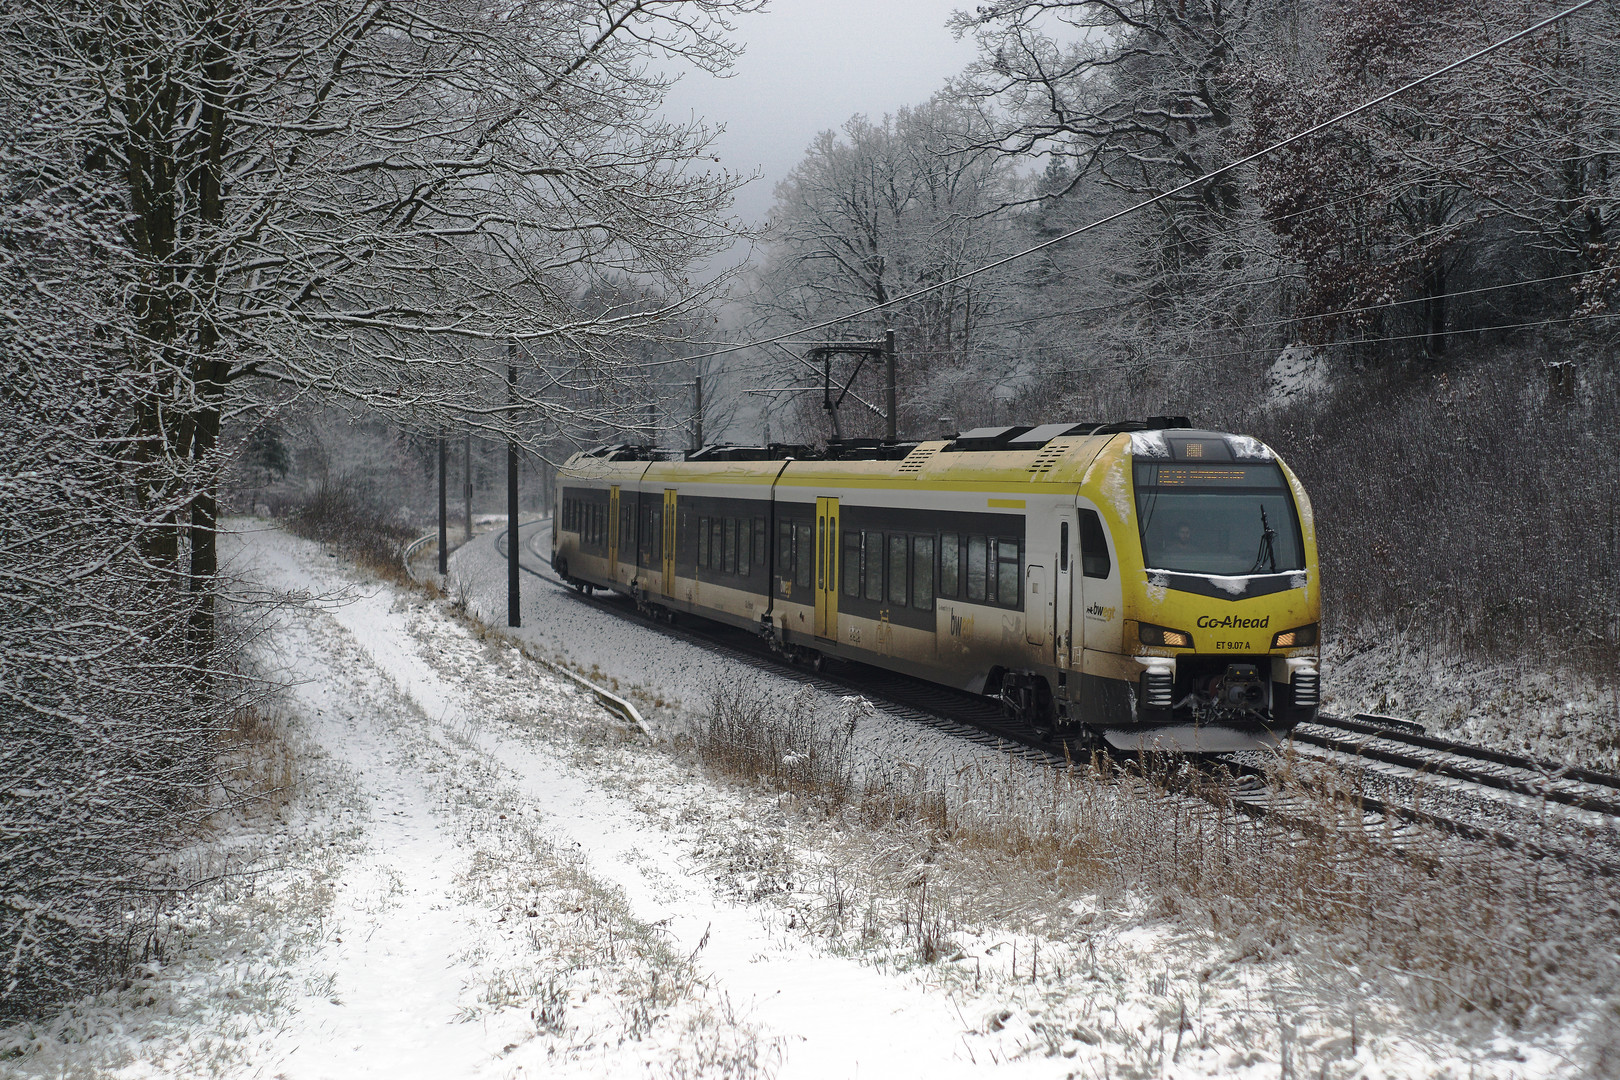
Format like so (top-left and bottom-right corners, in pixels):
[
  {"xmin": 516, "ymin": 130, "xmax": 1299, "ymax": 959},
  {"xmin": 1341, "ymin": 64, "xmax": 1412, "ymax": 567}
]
[{"xmin": 495, "ymin": 521, "xmax": 1620, "ymax": 876}]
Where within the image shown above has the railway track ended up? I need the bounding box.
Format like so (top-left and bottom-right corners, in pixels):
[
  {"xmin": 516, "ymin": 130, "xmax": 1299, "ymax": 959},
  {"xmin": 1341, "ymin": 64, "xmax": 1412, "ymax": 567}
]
[
  {"xmin": 1299, "ymin": 713, "xmax": 1620, "ymax": 818},
  {"xmin": 493, "ymin": 522, "xmax": 1620, "ymax": 876}
]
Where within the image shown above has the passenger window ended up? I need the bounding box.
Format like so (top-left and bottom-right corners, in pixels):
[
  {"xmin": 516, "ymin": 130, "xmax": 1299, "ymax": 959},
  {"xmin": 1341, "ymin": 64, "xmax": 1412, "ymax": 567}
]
[
  {"xmin": 864, "ymin": 531, "xmax": 884, "ymax": 600},
  {"xmin": 1060, "ymin": 521, "xmax": 1070, "ymax": 572},
  {"xmin": 939, "ymin": 534, "xmax": 959, "ymax": 598},
  {"xmin": 778, "ymin": 520, "xmax": 794, "ymax": 575},
  {"xmin": 912, "ymin": 536, "xmax": 934, "ymax": 612},
  {"xmin": 698, "ymin": 517, "xmax": 711, "ymax": 568},
  {"xmin": 651, "ymin": 509, "xmax": 662, "ymax": 560},
  {"xmin": 842, "ymin": 531, "xmax": 861, "ymax": 596},
  {"xmin": 966, "ymin": 536, "xmax": 987, "ymax": 601},
  {"xmin": 795, "ymin": 521, "xmax": 814, "ymax": 589},
  {"xmin": 1079, "ymin": 509, "xmax": 1112, "ymax": 579},
  {"xmin": 996, "ymin": 539, "xmax": 1021, "ymax": 607},
  {"xmin": 887, "ymin": 535, "xmax": 908, "ymax": 606},
  {"xmin": 738, "ymin": 518, "xmax": 751, "ymax": 576},
  {"xmin": 724, "ymin": 518, "xmax": 738, "ymax": 574},
  {"xmin": 753, "ymin": 517, "xmax": 767, "ymax": 567}
]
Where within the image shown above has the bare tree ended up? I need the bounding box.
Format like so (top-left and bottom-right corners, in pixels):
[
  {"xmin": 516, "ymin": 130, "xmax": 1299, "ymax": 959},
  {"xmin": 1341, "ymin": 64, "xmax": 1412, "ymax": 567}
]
[
  {"xmin": 1, "ymin": 0, "xmax": 760, "ymax": 1015},
  {"xmin": 2, "ymin": 0, "xmax": 761, "ymax": 638},
  {"xmin": 942, "ymin": 0, "xmax": 1306, "ymax": 410},
  {"xmin": 0, "ymin": 112, "xmax": 243, "ymax": 1012},
  {"xmin": 745, "ymin": 95, "xmax": 1021, "ymax": 438}
]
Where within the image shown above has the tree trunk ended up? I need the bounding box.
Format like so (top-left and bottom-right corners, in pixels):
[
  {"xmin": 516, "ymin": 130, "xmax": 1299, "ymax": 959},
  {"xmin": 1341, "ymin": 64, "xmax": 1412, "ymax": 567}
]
[{"xmin": 185, "ymin": 26, "xmax": 233, "ymax": 649}]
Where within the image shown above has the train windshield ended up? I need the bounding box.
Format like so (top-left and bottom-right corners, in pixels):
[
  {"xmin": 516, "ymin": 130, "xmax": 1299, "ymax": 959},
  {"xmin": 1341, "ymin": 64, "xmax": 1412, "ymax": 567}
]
[{"xmin": 1133, "ymin": 462, "xmax": 1305, "ymax": 576}]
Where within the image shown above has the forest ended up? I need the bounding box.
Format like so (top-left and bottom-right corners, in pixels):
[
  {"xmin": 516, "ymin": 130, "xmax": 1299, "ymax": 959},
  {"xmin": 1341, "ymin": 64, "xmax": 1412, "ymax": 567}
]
[
  {"xmin": 736, "ymin": 0, "xmax": 1619, "ymax": 680},
  {"xmin": 2, "ymin": 0, "xmax": 1616, "ymax": 1020}
]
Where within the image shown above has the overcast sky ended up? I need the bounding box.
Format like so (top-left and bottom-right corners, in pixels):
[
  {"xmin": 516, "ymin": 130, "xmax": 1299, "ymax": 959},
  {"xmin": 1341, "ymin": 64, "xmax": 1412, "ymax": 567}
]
[{"xmin": 662, "ymin": 0, "xmax": 980, "ymax": 230}]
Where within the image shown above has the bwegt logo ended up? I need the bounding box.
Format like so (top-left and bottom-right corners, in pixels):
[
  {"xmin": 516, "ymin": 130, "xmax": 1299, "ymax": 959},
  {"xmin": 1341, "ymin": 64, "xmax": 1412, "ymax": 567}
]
[{"xmin": 1196, "ymin": 614, "xmax": 1270, "ymax": 629}]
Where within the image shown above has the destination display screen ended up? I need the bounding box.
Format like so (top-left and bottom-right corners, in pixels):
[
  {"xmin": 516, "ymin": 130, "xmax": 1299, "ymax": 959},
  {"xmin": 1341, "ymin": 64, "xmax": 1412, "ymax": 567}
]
[{"xmin": 1135, "ymin": 463, "xmax": 1284, "ymax": 489}]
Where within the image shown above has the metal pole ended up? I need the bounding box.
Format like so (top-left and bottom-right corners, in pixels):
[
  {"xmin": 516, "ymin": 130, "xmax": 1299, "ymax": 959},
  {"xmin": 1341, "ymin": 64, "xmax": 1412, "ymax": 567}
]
[
  {"xmin": 962, "ymin": 286, "xmax": 972, "ymax": 362},
  {"xmin": 884, "ymin": 329, "xmax": 898, "ymax": 442},
  {"xmin": 507, "ymin": 359, "xmax": 521, "ymax": 628},
  {"xmin": 437, "ymin": 434, "xmax": 448, "ymax": 575},
  {"xmin": 463, "ymin": 433, "xmax": 472, "ymax": 543},
  {"xmin": 692, "ymin": 375, "xmax": 704, "ymax": 450}
]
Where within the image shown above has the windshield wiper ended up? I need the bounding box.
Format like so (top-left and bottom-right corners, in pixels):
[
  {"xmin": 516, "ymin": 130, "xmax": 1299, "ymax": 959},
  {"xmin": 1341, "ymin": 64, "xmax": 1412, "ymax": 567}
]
[{"xmin": 1250, "ymin": 504, "xmax": 1278, "ymax": 574}]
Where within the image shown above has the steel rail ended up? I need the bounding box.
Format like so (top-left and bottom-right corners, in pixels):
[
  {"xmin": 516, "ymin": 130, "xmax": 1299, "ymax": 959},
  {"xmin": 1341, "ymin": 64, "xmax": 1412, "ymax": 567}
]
[
  {"xmin": 489, "ymin": 518, "xmax": 651, "ymax": 739},
  {"xmin": 401, "ymin": 532, "xmax": 438, "ymax": 583},
  {"xmin": 1212, "ymin": 757, "xmax": 1620, "ymax": 878},
  {"xmin": 1289, "ymin": 726, "xmax": 1620, "ymax": 819},
  {"xmin": 1312, "ymin": 713, "xmax": 1620, "ymax": 793}
]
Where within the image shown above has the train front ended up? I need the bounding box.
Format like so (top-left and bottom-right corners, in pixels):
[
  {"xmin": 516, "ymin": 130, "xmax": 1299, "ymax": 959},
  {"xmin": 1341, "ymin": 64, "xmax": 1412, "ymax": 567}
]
[{"xmin": 1104, "ymin": 429, "xmax": 1320, "ymax": 753}]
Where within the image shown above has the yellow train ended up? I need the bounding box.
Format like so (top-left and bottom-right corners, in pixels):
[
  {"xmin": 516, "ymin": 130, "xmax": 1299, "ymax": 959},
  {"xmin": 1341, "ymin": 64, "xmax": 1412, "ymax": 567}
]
[{"xmin": 552, "ymin": 419, "xmax": 1320, "ymax": 751}]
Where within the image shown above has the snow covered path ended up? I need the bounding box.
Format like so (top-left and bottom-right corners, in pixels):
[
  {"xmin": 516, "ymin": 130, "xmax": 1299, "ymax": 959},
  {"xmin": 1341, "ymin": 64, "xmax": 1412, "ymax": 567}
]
[{"xmin": 220, "ymin": 525, "xmax": 1058, "ymax": 1079}]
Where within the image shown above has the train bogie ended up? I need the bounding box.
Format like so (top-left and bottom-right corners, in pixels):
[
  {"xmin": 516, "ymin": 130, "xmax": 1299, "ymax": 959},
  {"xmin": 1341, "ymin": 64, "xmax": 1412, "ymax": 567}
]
[{"xmin": 553, "ymin": 421, "xmax": 1321, "ymax": 752}]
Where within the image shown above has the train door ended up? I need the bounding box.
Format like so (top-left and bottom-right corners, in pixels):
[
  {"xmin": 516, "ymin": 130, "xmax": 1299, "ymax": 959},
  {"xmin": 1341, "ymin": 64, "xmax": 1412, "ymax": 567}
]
[
  {"xmin": 608, "ymin": 486, "xmax": 620, "ymax": 572},
  {"xmin": 1074, "ymin": 505, "xmax": 1117, "ymax": 655},
  {"xmin": 1025, "ymin": 560, "xmax": 1049, "ymax": 647},
  {"xmin": 814, "ymin": 496, "xmax": 840, "ymax": 640},
  {"xmin": 661, "ymin": 489, "xmax": 677, "ymax": 595},
  {"xmin": 1055, "ymin": 517, "xmax": 1073, "ymax": 667}
]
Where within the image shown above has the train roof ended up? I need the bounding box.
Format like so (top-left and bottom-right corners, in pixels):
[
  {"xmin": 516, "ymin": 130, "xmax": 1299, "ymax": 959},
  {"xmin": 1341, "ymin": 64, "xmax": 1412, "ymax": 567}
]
[
  {"xmin": 557, "ymin": 417, "xmax": 1275, "ymax": 488},
  {"xmin": 569, "ymin": 417, "xmax": 1191, "ymax": 465}
]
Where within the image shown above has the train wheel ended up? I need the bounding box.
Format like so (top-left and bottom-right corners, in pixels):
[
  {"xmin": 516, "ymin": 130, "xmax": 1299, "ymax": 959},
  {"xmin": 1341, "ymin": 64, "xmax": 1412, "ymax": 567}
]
[{"xmin": 999, "ymin": 671, "xmax": 1056, "ymax": 740}]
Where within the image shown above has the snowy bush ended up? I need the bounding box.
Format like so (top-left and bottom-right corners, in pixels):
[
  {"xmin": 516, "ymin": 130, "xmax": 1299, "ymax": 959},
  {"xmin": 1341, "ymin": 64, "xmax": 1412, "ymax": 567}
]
[
  {"xmin": 0, "ymin": 68, "xmax": 254, "ymax": 1019},
  {"xmin": 284, "ymin": 478, "xmax": 419, "ymax": 583},
  {"xmin": 0, "ymin": 309, "xmax": 237, "ymax": 1018},
  {"xmin": 1254, "ymin": 347, "xmax": 1620, "ymax": 678}
]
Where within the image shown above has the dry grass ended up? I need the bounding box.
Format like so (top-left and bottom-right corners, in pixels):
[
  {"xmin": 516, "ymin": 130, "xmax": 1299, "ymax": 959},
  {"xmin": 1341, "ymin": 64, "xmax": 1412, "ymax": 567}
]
[
  {"xmin": 692, "ymin": 687, "xmax": 1620, "ymax": 1035},
  {"xmin": 213, "ymin": 703, "xmax": 298, "ymax": 819}
]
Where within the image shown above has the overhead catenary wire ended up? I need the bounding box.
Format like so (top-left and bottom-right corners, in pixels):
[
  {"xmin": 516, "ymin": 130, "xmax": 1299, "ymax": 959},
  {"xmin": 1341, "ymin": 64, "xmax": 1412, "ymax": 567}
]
[
  {"xmin": 968, "ymin": 269, "xmax": 1600, "ymax": 335},
  {"xmin": 1024, "ymin": 309, "xmax": 1620, "ymax": 377},
  {"xmin": 681, "ymin": 0, "xmax": 1602, "ymax": 365}
]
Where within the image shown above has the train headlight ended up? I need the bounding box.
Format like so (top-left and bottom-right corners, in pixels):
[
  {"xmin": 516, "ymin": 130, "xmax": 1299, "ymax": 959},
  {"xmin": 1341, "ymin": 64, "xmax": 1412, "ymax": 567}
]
[
  {"xmin": 1138, "ymin": 623, "xmax": 1194, "ymax": 649},
  {"xmin": 1270, "ymin": 623, "xmax": 1319, "ymax": 649}
]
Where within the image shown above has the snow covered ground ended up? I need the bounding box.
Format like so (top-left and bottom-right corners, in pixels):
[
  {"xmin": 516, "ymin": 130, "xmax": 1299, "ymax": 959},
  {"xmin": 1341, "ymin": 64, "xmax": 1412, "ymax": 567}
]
[
  {"xmin": 4, "ymin": 522, "xmax": 1614, "ymax": 1079},
  {"xmin": 1322, "ymin": 629, "xmax": 1620, "ymax": 774}
]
